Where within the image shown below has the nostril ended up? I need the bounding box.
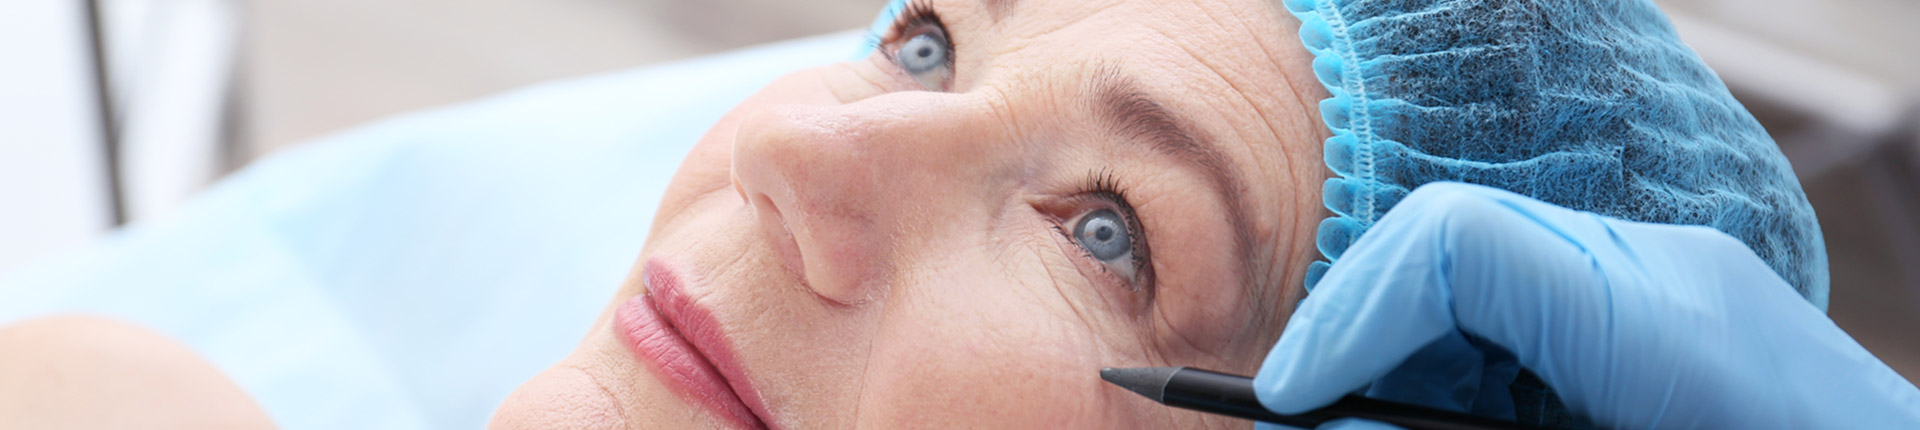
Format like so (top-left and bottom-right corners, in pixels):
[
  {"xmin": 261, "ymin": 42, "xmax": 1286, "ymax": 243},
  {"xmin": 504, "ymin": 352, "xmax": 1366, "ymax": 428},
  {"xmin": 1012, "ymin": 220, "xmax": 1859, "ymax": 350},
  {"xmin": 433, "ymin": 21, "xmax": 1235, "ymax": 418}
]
[
  {"xmin": 730, "ymin": 170, "xmax": 749, "ymax": 204},
  {"xmin": 750, "ymin": 192, "xmax": 809, "ymax": 291}
]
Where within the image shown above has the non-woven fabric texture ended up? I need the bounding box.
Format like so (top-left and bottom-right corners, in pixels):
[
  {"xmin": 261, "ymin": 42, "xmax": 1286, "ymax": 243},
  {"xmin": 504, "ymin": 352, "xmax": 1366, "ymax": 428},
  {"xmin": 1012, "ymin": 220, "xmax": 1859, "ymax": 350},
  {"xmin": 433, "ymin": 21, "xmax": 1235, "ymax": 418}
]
[{"xmin": 1280, "ymin": 0, "xmax": 1829, "ymax": 310}]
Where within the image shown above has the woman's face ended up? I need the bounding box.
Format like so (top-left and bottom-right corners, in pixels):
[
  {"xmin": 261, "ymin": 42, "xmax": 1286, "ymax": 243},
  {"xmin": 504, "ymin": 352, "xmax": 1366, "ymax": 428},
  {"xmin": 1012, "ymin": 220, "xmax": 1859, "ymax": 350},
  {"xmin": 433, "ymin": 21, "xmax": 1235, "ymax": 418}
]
[{"xmin": 492, "ymin": 0, "xmax": 1328, "ymax": 428}]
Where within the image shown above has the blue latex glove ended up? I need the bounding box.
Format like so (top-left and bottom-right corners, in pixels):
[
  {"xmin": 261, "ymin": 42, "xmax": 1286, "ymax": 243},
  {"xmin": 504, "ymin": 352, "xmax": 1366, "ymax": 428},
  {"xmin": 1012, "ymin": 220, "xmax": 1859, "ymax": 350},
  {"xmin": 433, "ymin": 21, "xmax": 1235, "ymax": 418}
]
[{"xmin": 1254, "ymin": 182, "xmax": 1920, "ymax": 429}]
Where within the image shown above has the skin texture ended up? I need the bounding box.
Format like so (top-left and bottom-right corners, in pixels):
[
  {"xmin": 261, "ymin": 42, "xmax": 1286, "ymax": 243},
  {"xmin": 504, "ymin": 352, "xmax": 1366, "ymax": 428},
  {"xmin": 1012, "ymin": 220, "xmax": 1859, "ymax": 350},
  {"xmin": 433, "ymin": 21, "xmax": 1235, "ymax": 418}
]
[
  {"xmin": 0, "ymin": 316, "xmax": 275, "ymax": 429},
  {"xmin": 493, "ymin": 0, "xmax": 1330, "ymax": 428}
]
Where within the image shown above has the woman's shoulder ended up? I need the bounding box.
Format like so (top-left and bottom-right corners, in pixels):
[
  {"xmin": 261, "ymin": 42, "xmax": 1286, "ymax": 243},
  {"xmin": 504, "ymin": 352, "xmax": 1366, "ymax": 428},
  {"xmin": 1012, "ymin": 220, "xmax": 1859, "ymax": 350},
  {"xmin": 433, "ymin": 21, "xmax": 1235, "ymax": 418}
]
[{"xmin": 0, "ymin": 315, "xmax": 276, "ymax": 429}]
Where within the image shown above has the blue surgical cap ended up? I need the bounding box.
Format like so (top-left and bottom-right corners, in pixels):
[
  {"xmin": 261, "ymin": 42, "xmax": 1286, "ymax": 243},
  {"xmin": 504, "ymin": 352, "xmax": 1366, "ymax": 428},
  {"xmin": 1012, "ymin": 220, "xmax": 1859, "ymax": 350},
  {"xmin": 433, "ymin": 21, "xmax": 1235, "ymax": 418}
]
[{"xmin": 1282, "ymin": 0, "xmax": 1830, "ymax": 310}]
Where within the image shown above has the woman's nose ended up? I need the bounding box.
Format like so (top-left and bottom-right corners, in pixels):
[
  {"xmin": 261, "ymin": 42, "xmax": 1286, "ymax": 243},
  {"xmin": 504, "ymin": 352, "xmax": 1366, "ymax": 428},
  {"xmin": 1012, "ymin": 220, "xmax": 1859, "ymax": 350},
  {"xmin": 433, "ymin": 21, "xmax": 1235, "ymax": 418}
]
[{"xmin": 730, "ymin": 92, "xmax": 1009, "ymax": 305}]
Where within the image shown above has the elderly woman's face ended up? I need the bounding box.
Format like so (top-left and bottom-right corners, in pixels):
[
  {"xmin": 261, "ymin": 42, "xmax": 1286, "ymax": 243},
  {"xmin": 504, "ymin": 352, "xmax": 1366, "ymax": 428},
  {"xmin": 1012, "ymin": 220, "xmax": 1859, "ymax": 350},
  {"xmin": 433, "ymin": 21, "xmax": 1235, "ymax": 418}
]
[{"xmin": 493, "ymin": 0, "xmax": 1327, "ymax": 428}]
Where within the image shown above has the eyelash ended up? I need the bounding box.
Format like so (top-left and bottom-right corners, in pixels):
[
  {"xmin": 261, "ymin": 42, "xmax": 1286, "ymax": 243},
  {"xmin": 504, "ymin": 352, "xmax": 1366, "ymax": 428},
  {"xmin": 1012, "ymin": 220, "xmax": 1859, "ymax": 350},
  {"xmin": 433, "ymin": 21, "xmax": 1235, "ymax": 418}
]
[
  {"xmin": 1055, "ymin": 170, "xmax": 1156, "ymax": 295},
  {"xmin": 875, "ymin": 0, "xmax": 955, "ymax": 83}
]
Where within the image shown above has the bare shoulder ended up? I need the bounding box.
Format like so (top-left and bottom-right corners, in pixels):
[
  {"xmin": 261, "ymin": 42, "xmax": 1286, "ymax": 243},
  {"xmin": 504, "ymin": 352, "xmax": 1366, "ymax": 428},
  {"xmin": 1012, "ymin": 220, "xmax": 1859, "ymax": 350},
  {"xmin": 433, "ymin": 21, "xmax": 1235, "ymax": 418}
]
[{"xmin": 0, "ymin": 315, "xmax": 276, "ymax": 429}]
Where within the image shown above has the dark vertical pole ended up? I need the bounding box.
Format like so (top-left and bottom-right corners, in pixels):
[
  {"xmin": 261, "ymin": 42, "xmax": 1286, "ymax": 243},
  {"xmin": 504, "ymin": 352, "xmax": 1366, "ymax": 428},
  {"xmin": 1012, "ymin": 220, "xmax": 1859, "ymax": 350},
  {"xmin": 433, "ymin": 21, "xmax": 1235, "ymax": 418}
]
[{"xmin": 81, "ymin": 0, "xmax": 126, "ymax": 226}]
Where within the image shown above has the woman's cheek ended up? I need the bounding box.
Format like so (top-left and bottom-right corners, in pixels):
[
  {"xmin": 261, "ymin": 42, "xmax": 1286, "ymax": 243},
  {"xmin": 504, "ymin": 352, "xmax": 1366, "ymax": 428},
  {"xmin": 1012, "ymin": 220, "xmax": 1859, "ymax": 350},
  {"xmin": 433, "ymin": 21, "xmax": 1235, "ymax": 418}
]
[{"xmin": 853, "ymin": 274, "xmax": 1122, "ymax": 427}]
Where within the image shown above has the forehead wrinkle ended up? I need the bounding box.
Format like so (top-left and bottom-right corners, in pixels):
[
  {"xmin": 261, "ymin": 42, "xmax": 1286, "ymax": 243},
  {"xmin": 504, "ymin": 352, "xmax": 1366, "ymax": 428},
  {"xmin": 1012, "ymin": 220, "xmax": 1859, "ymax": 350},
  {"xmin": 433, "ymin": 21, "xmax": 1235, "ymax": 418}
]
[
  {"xmin": 1088, "ymin": 66, "xmax": 1256, "ymax": 321},
  {"xmin": 1133, "ymin": 19, "xmax": 1298, "ymax": 332},
  {"xmin": 1190, "ymin": 1, "xmax": 1323, "ymax": 205},
  {"xmin": 990, "ymin": 2, "xmax": 1126, "ymax": 50}
]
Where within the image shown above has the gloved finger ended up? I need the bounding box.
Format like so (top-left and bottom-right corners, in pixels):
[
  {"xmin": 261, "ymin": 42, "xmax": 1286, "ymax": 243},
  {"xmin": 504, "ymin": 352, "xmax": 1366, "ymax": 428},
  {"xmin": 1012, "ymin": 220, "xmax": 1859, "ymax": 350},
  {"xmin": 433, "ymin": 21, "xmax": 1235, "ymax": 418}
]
[
  {"xmin": 1365, "ymin": 333, "xmax": 1525, "ymax": 419},
  {"xmin": 1254, "ymin": 183, "xmax": 1611, "ymax": 415},
  {"xmin": 1462, "ymin": 339, "xmax": 1521, "ymax": 419},
  {"xmin": 1318, "ymin": 418, "xmax": 1405, "ymax": 430},
  {"xmin": 1253, "ymin": 417, "xmax": 1402, "ymax": 430},
  {"xmin": 1361, "ymin": 331, "xmax": 1484, "ymax": 412},
  {"xmin": 1254, "ymin": 421, "xmax": 1306, "ymax": 430}
]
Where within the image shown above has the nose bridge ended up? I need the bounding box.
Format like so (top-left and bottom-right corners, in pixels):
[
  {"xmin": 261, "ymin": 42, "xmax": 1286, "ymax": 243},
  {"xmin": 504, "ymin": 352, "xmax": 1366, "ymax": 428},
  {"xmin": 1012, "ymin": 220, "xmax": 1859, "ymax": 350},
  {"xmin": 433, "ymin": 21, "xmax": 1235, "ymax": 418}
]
[
  {"xmin": 732, "ymin": 92, "xmax": 1007, "ymax": 304},
  {"xmin": 738, "ymin": 107, "xmax": 911, "ymax": 215}
]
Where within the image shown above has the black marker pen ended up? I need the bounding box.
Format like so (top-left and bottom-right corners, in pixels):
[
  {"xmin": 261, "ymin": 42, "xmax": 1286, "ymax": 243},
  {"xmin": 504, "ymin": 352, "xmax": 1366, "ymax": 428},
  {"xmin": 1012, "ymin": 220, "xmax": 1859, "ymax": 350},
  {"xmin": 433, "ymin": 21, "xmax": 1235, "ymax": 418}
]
[{"xmin": 1100, "ymin": 367, "xmax": 1538, "ymax": 430}]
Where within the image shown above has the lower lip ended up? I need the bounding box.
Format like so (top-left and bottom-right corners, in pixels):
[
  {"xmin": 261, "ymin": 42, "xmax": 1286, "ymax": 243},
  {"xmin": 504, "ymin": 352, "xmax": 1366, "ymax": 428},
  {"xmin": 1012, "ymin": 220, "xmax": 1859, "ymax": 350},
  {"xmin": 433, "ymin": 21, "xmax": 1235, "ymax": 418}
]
[{"xmin": 615, "ymin": 261, "xmax": 766, "ymax": 429}]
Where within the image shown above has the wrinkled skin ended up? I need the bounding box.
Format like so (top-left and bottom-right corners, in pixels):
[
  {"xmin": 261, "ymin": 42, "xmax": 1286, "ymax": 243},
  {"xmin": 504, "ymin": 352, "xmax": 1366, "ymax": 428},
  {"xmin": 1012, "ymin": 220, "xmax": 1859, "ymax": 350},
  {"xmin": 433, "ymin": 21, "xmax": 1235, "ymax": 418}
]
[{"xmin": 491, "ymin": 0, "xmax": 1330, "ymax": 428}]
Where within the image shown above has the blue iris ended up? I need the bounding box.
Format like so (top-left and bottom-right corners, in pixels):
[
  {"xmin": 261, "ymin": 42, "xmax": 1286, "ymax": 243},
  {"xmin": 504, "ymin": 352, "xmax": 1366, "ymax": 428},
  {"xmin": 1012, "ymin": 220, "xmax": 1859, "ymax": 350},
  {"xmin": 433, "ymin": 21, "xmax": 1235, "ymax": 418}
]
[
  {"xmin": 1073, "ymin": 210, "xmax": 1131, "ymax": 262},
  {"xmin": 897, "ymin": 33, "xmax": 948, "ymax": 76}
]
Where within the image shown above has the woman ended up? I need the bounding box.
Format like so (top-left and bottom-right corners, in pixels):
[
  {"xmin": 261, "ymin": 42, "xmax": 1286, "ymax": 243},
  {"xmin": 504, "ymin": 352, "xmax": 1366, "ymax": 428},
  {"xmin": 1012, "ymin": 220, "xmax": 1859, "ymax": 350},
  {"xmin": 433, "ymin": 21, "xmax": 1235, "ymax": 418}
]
[{"xmin": 490, "ymin": 0, "xmax": 1331, "ymax": 427}]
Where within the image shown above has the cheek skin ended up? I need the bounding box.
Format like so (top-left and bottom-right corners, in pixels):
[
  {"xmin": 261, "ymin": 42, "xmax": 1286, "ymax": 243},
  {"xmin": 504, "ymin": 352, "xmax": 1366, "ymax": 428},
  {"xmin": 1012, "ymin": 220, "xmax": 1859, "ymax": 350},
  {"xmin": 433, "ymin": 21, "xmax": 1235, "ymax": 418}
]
[
  {"xmin": 850, "ymin": 233, "xmax": 1233, "ymax": 429},
  {"xmin": 856, "ymin": 278, "xmax": 1115, "ymax": 427},
  {"xmin": 868, "ymin": 233, "xmax": 1106, "ymax": 427}
]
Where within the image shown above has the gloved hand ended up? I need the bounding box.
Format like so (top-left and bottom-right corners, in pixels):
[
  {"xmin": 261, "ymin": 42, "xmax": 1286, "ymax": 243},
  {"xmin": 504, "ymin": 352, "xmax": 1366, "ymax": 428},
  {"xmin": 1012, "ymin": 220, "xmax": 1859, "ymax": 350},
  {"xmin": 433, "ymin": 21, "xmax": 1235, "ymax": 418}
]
[{"xmin": 1253, "ymin": 182, "xmax": 1920, "ymax": 429}]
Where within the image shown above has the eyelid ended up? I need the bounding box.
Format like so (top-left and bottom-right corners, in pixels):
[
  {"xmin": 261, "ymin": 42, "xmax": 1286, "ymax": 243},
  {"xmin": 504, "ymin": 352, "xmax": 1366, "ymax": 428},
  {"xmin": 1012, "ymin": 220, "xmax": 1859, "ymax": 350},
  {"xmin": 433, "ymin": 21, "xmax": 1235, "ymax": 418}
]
[
  {"xmin": 877, "ymin": 0, "xmax": 955, "ymax": 90},
  {"xmin": 883, "ymin": 0, "xmax": 945, "ymax": 44}
]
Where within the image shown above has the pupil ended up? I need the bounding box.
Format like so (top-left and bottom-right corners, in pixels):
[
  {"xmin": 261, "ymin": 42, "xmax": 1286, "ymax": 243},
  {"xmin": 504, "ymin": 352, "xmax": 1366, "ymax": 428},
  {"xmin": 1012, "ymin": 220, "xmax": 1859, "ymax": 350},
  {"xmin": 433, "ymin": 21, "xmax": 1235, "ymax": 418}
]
[
  {"xmin": 917, "ymin": 47, "xmax": 933, "ymax": 58},
  {"xmin": 1073, "ymin": 210, "xmax": 1131, "ymax": 261}
]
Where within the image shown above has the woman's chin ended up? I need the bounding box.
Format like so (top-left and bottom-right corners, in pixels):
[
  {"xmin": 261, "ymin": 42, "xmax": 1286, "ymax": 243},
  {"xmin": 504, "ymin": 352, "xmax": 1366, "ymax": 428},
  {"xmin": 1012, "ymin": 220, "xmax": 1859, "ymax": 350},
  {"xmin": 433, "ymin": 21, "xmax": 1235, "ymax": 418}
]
[{"xmin": 490, "ymin": 363, "xmax": 628, "ymax": 430}]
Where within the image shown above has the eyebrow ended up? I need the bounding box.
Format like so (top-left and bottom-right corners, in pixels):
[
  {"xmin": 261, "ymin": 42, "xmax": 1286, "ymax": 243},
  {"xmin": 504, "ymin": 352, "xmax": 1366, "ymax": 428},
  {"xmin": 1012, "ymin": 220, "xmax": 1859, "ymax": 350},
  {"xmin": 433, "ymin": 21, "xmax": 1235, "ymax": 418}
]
[
  {"xmin": 1090, "ymin": 68, "xmax": 1258, "ymax": 300},
  {"xmin": 981, "ymin": 0, "xmax": 1015, "ymax": 21}
]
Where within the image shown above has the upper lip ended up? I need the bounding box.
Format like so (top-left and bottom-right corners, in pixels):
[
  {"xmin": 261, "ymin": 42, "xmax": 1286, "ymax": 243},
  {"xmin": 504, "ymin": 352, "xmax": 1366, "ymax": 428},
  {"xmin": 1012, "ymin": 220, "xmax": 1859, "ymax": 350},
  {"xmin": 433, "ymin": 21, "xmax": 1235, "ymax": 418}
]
[{"xmin": 635, "ymin": 259, "xmax": 776, "ymax": 428}]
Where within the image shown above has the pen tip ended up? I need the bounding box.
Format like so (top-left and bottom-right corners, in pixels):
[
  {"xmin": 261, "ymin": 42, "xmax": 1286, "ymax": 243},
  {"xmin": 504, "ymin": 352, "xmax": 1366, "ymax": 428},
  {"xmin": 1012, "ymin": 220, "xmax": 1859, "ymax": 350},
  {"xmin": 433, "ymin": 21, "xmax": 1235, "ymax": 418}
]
[{"xmin": 1097, "ymin": 366, "xmax": 1174, "ymax": 402}]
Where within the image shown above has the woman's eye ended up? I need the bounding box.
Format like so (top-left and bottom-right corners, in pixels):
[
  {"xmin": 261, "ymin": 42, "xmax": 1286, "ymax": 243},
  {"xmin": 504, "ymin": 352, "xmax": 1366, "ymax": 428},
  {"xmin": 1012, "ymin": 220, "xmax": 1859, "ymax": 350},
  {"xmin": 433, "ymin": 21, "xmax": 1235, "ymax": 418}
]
[
  {"xmin": 893, "ymin": 32, "xmax": 953, "ymax": 90},
  {"xmin": 1072, "ymin": 209, "xmax": 1138, "ymax": 281}
]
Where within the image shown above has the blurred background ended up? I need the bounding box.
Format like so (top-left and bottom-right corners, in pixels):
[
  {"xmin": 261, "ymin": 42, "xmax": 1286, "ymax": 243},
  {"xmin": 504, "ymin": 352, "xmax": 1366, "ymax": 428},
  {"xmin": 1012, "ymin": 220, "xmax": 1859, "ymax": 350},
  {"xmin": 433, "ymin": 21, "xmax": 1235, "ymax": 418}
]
[{"xmin": 2, "ymin": 0, "xmax": 1916, "ymax": 383}]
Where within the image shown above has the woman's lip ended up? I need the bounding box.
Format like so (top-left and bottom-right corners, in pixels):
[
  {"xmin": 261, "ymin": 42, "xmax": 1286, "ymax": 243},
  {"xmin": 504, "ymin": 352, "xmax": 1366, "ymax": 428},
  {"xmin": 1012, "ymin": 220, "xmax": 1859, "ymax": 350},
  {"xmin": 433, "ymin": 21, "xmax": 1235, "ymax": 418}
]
[{"xmin": 615, "ymin": 259, "xmax": 773, "ymax": 429}]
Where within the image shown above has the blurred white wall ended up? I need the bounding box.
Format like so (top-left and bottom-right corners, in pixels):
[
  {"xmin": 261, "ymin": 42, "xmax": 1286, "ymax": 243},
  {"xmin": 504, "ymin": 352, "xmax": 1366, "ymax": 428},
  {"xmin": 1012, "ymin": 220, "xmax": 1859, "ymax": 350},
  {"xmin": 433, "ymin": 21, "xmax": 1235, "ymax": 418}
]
[
  {"xmin": 238, "ymin": 0, "xmax": 879, "ymax": 159},
  {"xmin": 0, "ymin": 1, "xmax": 113, "ymax": 273},
  {"xmin": 0, "ymin": 0, "xmax": 237, "ymax": 273},
  {"xmin": 105, "ymin": 0, "xmax": 239, "ymax": 221},
  {"xmin": 0, "ymin": 0, "xmax": 876, "ymax": 274}
]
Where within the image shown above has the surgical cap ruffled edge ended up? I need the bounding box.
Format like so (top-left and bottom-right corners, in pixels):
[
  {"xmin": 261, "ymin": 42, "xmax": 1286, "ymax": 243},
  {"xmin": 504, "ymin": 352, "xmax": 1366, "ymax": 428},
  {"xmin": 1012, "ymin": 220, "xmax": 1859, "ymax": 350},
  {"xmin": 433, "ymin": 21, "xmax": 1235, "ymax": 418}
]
[{"xmin": 1280, "ymin": 0, "xmax": 1389, "ymax": 292}]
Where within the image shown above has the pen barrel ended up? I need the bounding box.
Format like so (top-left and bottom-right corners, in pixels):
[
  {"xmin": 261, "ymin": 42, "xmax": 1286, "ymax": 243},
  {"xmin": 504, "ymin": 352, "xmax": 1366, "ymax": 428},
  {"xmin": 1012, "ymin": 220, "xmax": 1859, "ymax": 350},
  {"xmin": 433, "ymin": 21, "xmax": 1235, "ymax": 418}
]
[
  {"xmin": 1318, "ymin": 396, "xmax": 1540, "ymax": 430},
  {"xmin": 1162, "ymin": 368, "xmax": 1538, "ymax": 430},
  {"xmin": 1161, "ymin": 368, "xmax": 1337, "ymax": 428}
]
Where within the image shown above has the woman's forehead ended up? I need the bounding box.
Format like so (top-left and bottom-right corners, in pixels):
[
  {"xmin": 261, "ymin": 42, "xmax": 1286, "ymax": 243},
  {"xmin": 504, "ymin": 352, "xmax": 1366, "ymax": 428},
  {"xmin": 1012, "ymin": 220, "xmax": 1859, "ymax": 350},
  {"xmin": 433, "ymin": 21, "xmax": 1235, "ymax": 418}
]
[{"xmin": 948, "ymin": 0, "xmax": 1310, "ymax": 182}]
